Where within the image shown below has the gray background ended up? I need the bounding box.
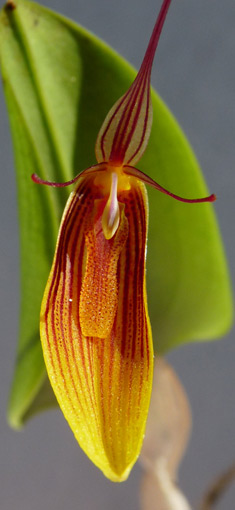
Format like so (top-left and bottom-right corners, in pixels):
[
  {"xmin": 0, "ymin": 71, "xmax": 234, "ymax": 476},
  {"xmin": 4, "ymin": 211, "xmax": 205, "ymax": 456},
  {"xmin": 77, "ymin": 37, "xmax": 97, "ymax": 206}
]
[{"xmin": 0, "ymin": 0, "xmax": 234, "ymax": 509}]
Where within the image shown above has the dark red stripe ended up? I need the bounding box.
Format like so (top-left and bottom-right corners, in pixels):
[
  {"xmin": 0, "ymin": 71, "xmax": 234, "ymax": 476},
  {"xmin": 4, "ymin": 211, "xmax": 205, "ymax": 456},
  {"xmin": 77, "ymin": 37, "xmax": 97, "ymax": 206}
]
[
  {"xmin": 126, "ymin": 73, "xmax": 151, "ymax": 165},
  {"xmin": 99, "ymin": 86, "xmax": 133, "ymax": 160},
  {"xmin": 116, "ymin": 69, "xmax": 150, "ymax": 164},
  {"xmin": 110, "ymin": 71, "xmax": 148, "ymax": 163},
  {"xmin": 44, "ymin": 180, "xmax": 95, "ymax": 428}
]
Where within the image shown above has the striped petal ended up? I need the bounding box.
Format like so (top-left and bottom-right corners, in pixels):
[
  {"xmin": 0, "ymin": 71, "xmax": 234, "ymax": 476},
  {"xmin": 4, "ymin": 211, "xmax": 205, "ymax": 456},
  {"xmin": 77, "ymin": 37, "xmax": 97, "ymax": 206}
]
[
  {"xmin": 40, "ymin": 174, "xmax": 153, "ymax": 481},
  {"xmin": 95, "ymin": 0, "xmax": 172, "ymax": 166}
]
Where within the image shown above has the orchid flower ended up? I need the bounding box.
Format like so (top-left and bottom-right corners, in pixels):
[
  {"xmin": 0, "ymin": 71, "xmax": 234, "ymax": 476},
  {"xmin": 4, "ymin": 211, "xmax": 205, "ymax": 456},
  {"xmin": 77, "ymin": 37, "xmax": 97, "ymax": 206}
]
[{"xmin": 32, "ymin": 0, "xmax": 215, "ymax": 482}]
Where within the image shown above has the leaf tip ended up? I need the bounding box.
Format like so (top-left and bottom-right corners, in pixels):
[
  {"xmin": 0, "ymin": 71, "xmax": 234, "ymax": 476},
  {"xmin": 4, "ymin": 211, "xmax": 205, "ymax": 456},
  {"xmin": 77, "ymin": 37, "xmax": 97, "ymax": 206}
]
[{"xmin": 7, "ymin": 408, "xmax": 23, "ymax": 431}]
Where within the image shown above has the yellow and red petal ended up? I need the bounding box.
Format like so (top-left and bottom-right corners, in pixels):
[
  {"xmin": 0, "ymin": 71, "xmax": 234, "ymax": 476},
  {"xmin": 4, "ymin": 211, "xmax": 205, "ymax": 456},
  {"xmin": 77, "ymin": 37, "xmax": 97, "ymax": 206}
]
[{"xmin": 40, "ymin": 174, "xmax": 153, "ymax": 481}]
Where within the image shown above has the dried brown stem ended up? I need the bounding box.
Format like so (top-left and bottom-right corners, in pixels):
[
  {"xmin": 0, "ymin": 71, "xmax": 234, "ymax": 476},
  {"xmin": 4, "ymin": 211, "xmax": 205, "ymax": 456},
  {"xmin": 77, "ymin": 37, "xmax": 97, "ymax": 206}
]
[{"xmin": 199, "ymin": 464, "xmax": 235, "ymax": 510}]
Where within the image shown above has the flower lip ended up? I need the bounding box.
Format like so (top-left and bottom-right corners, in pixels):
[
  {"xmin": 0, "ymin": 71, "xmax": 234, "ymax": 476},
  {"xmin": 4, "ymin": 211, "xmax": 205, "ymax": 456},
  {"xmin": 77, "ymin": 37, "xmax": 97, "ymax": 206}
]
[{"xmin": 39, "ymin": 174, "xmax": 153, "ymax": 481}]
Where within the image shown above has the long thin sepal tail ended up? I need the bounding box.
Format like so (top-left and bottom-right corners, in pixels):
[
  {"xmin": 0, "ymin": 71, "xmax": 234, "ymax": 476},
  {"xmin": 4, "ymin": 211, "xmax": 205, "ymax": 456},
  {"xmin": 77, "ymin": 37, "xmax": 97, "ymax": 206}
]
[{"xmin": 95, "ymin": 0, "xmax": 172, "ymax": 166}]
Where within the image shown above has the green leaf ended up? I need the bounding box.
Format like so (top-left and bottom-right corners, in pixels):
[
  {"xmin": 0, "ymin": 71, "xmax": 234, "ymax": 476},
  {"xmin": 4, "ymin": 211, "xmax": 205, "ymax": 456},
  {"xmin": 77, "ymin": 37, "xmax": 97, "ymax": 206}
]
[
  {"xmin": 0, "ymin": 0, "xmax": 232, "ymax": 428},
  {"xmin": 145, "ymin": 97, "xmax": 233, "ymax": 351}
]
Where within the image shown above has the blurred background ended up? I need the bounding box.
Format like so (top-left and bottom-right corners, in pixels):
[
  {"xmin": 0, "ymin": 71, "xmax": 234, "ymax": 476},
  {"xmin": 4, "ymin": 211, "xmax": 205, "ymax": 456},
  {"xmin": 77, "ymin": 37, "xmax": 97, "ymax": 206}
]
[{"xmin": 0, "ymin": 0, "xmax": 234, "ymax": 508}]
